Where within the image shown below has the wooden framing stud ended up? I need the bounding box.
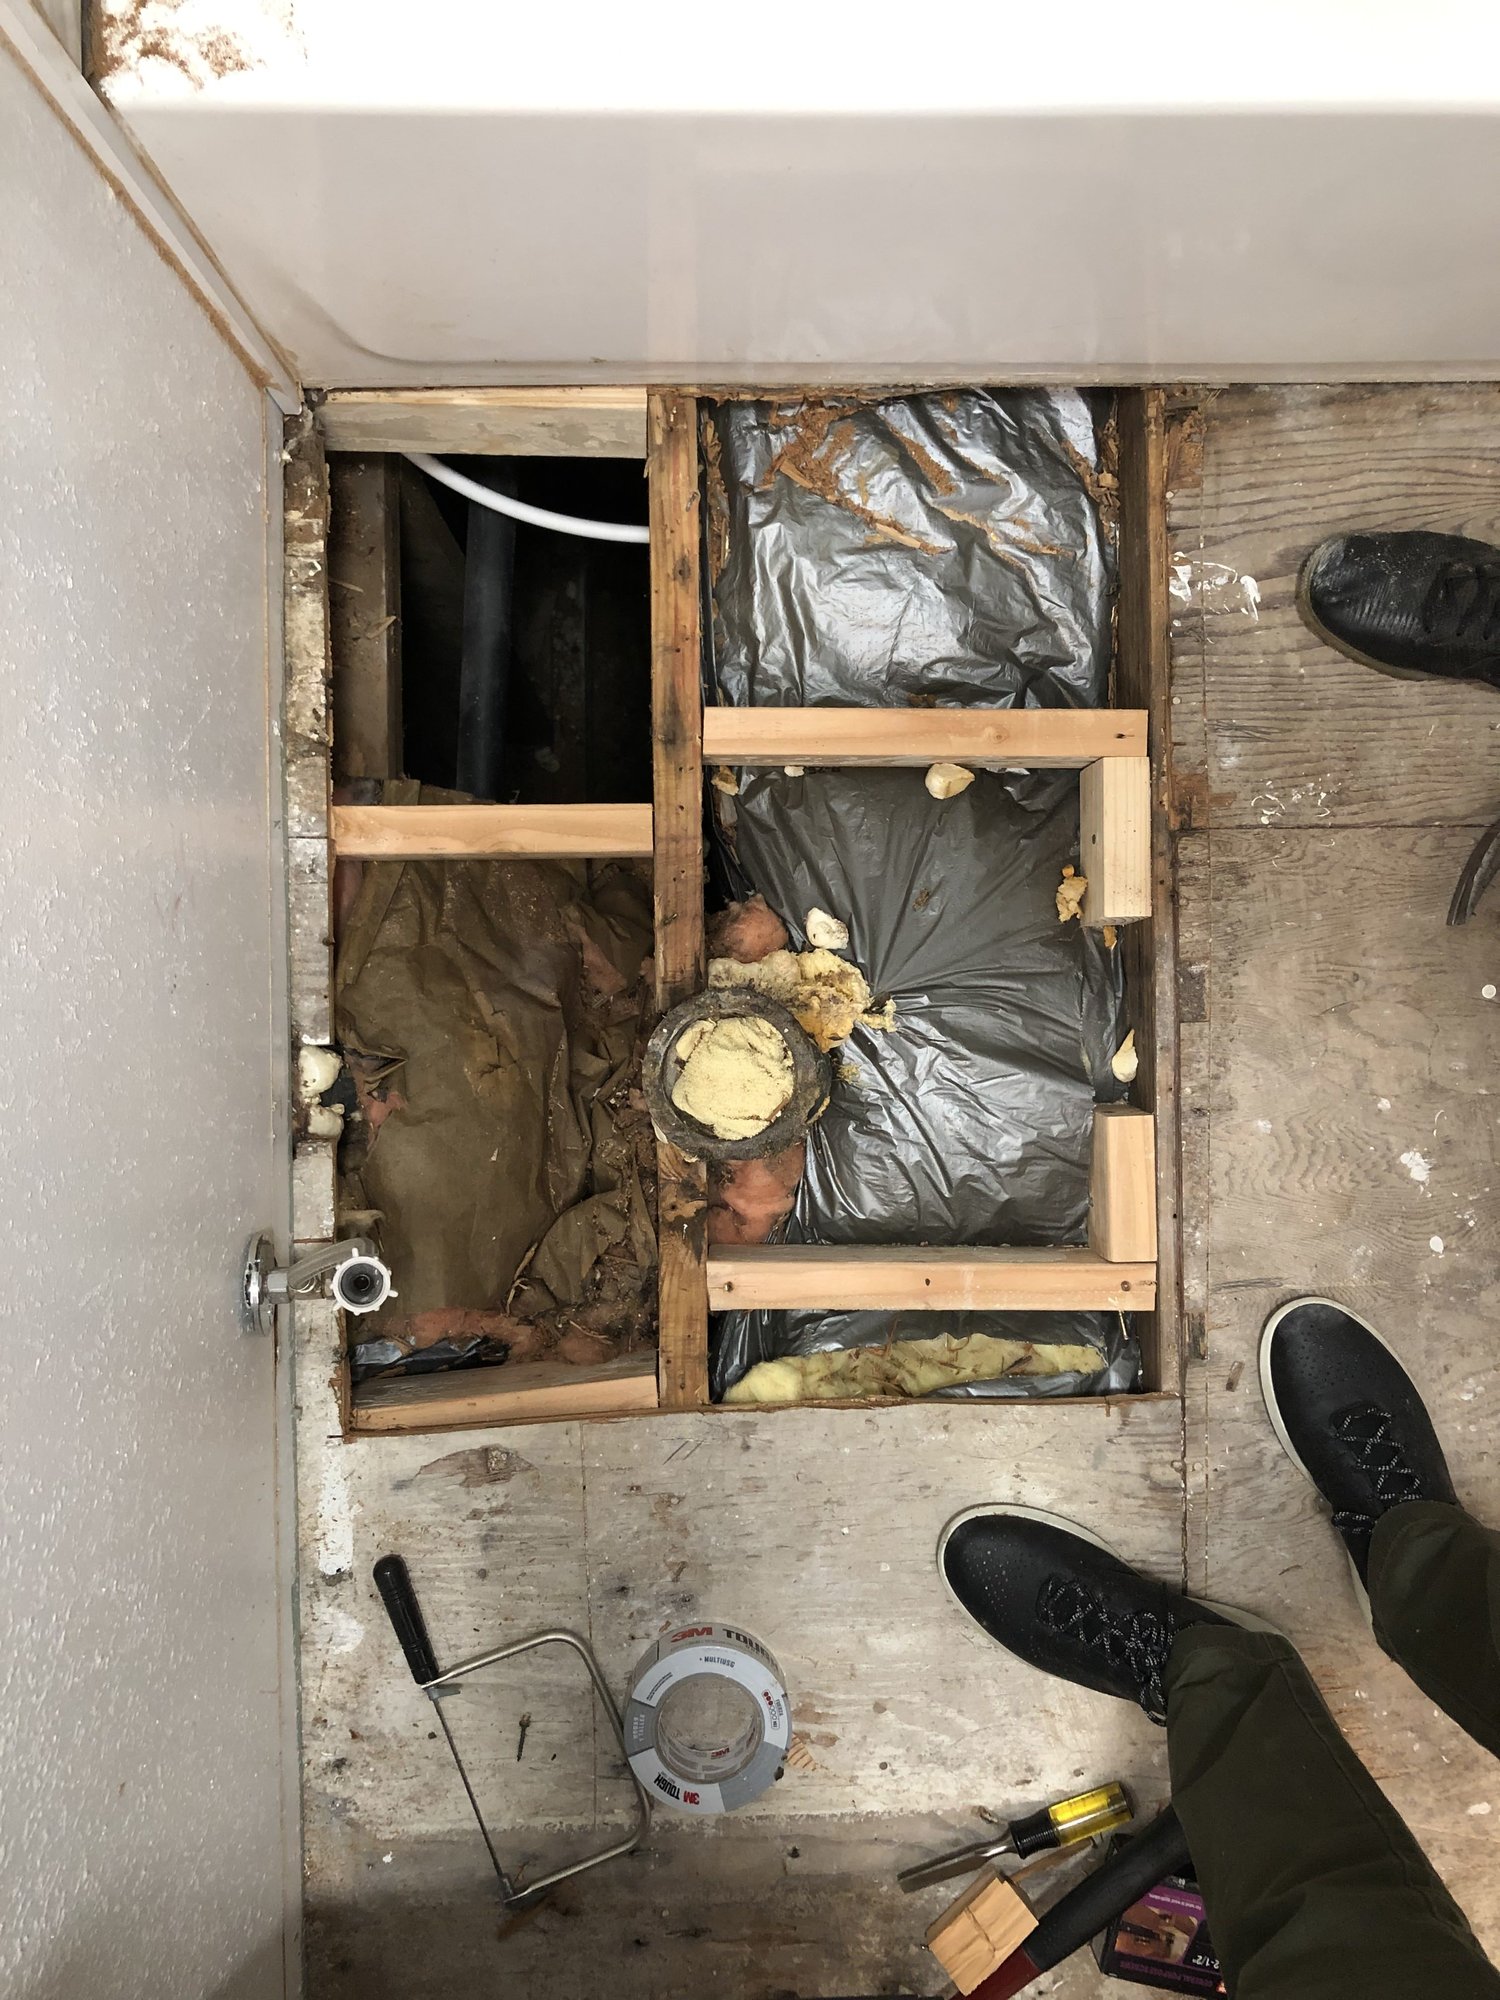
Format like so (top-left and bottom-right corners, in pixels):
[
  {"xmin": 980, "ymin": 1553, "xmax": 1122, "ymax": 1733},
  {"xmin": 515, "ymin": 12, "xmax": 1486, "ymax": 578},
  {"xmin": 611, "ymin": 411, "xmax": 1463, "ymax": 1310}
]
[
  {"xmin": 1089, "ymin": 1105, "xmax": 1158, "ymax": 1263},
  {"xmin": 702, "ymin": 706, "xmax": 1146, "ymax": 770},
  {"xmin": 330, "ymin": 802, "xmax": 653, "ymax": 861},
  {"xmin": 1081, "ymin": 755, "xmax": 1151, "ymax": 925},
  {"xmin": 319, "ymin": 386, "xmax": 648, "ymax": 458},
  {"xmin": 649, "ymin": 391, "xmax": 710, "ymax": 1411},
  {"xmin": 706, "ymin": 1245, "xmax": 1155, "ymax": 1314}
]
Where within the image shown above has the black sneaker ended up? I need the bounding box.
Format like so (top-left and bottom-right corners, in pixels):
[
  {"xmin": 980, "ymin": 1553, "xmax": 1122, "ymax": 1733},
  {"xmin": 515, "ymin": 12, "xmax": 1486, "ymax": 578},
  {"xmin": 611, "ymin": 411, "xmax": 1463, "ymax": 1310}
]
[
  {"xmin": 1298, "ymin": 531, "xmax": 1500, "ymax": 687},
  {"xmin": 938, "ymin": 1506, "xmax": 1264, "ymax": 1725},
  {"xmin": 1260, "ymin": 1297, "xmax": 1459, "ymax": 1617}
]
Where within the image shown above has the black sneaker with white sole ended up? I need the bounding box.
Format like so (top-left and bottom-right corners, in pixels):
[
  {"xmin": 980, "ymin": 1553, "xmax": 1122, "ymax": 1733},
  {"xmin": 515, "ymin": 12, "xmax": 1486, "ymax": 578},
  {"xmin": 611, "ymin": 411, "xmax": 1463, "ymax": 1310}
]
[
  {"xmin": 1298, "ymin": 531, "xmax": 1500, "ymax": 687},
  {"xmin": 1260, "ymin": 1297, "xmax": 1459, "ymax": 1610},
  {"xmin": 938, "ymin": 1506, "xmax": 1249, "ymax": 1725}
]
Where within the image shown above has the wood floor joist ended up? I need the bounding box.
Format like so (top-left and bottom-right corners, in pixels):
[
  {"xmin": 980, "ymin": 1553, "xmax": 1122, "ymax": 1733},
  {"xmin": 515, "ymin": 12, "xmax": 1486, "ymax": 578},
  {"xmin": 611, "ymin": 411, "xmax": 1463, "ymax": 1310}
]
[
  {"xmin": 350, "ymin": 1352, "xmax": 660, "ymax": 1433},
  {"xmin": 702, "ymin": 706, "xmax": 1147, "ymax": 768},
  {"xmin": 649, "ymin": 391, "xmax": 711, "ymax": 1411},
  {"xmin": 707, "ymin": 1245, "xmax": 1156, "ymax": 1313},
  {"xmin": 330, "ymin": 802, "xmax": 653, "ymax": 860}
]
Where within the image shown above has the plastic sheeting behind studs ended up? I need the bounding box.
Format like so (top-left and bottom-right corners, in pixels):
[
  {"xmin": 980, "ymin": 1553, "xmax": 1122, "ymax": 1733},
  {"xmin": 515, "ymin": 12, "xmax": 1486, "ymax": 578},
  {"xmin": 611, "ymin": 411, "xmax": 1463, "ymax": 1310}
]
[
  {"xmin": 705, "ymin": 390, "xmax": 1112, "ymax": 712},
  {"xmin": 703, "ymin": 390, "xmax": 1136, "ymax": 1402}
]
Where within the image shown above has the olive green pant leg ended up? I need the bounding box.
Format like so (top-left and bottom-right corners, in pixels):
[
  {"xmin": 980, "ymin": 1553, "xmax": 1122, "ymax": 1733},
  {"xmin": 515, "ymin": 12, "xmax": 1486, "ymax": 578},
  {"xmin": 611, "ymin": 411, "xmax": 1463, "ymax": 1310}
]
[
  {"xmin": 1165, "ymin": 1627, "xmax": 1500, "ymax": 2000},
  {"xmin": 1368, "ymin": 1500, "xmax": 1500, "ymax": 1757}
]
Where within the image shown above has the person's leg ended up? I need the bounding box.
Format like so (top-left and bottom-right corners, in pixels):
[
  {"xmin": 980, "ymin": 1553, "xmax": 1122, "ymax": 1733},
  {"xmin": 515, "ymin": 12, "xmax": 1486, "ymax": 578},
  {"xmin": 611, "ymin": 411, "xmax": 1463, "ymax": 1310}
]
[
  {"xmin": 1260, "ymin": 1297, "xmax": 1500, "ymax": 1754},
  {"xmin": 1369, "ymin": 1501, "xmax": 1500, "ymax": 1756},
  {"xmin": 938, "ymin": 1508, "xmax": 1500, "ymax": 2000},
  {"xmin": 1167, "ymin": 1623, "xmax": 1500, "ymax": 1999}
]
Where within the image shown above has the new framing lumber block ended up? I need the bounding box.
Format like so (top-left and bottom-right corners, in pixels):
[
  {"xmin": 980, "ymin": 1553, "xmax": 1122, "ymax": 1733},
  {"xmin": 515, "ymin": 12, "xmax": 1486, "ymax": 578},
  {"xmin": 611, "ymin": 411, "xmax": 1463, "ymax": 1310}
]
[
  {"xmin": 330, "ymin": 802, "xmax": 653, "ymax": 860},
  {"xmin": 1089, "ymin": 1105, "xmax": 1158, "ymax": 1263},
  {"xmin": 706, "ymin": 1244, "xmax": 1155, "ymax": 1314},
  {"xmin": 1081, "ymin": 756, "xmax": 1151, "ymax": 925},
  {"xmin": 926, "ymin": 1871, "xmax": 1037, "ymax": 1995},
  {"xmin": 702, "ymin": 705, "xmax": 1145, "ymax": 769},
  {"xmin": 649, "ymin": 391, "xmax": 710, "ymax": 1410}
]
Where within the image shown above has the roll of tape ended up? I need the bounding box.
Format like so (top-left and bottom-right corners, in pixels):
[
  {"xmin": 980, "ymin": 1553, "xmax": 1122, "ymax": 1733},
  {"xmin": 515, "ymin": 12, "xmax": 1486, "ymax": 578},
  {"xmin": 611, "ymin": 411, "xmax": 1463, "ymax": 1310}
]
[{"xmin": 623, "ymin": 1622, "xmax": 791, "ymax": 1815}]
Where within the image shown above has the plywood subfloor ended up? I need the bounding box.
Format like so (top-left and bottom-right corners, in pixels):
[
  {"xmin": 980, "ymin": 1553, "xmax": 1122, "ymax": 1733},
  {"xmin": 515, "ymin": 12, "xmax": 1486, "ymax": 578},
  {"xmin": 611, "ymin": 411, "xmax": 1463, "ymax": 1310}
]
[
  {"xmin": 298, "ymin": 383, "xmax": 1500, "ymax": 1996},
  {"xmin": 1173, "ymin": 383, "xmax": 1500, "ymax": 1966},
  {"xmin": 299, "ymin": 1396, "xmax": 1179, "ymax": 1998}
]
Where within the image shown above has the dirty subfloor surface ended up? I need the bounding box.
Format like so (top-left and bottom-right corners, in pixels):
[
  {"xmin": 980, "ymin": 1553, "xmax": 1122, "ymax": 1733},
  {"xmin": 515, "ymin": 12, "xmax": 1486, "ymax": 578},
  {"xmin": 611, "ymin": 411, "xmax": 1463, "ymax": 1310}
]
[{"xmin": 297, "ymin": 384, "xmax": 1500, "ymax": 1998}]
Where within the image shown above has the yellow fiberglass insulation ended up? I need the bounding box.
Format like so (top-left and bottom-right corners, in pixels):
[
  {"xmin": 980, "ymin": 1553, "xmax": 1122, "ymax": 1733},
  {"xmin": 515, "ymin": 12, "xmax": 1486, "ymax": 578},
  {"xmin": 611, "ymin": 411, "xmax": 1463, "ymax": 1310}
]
[
  {"xmin": 670, "ymin": 1014, "xmax": 794, "ymax": 1140},
  {"xmin": 722, "ymin": 1333, "xmax": 1102, "ymax": 1404},
  {"xmin": 707, "ymin": 947, "xmax": 895, "ymax": 1053}
]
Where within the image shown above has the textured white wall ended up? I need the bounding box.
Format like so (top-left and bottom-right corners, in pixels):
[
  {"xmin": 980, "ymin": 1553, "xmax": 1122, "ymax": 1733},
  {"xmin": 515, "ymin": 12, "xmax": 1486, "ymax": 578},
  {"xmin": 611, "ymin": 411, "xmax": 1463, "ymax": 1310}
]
[
  {"xmin": 0, "ymin": 40, "xmax": 288, "ymax": 2000},
  {"xmin": 95, "ymin": 0, "xmax": 1500, "ymax": 385}
]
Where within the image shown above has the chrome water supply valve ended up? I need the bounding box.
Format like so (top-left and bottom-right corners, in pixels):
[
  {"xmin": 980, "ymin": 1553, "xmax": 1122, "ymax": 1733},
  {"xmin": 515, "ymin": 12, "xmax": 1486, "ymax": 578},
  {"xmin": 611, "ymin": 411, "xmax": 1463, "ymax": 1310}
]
[{"xmin": 241, "ymin": 1231, "xmax": 395, "ymax": 1334}]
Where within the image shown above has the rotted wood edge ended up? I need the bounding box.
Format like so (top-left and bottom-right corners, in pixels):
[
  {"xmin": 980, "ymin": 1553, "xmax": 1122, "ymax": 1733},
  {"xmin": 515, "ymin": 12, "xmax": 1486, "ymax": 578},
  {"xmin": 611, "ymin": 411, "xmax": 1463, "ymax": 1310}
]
[{"xmin": 649, "ymin": 391, "xmax": 710, "ymax": 1410}]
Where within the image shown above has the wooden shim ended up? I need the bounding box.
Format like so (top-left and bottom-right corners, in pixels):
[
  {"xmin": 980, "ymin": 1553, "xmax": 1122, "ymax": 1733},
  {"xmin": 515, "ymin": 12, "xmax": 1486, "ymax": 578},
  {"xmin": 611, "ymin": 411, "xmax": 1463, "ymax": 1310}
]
[
  {"xmin": 707, "ymin": 1245, "xmax": 1155, "ymax": 1313},
  {"xmin": 1116, "ymin": 385, "xmax": 1181, "ymax": 1394},
  {"xmin": 350, "ymin": 1352, "xmax": 660, "ymax": 1435},
  {"xmin": 703, "ymin": 705, "xmax": 1147, "ymax": 769},
  {"xmin": 330, "ymin": 802, "xmax": 653, "ymax": 860},
  {"xmin": 1081, "ymin": 757, "xmax": 1152, "ymax": 924},
  {"xmin": 1090, "ymin": 1106, "xmax": 1158, "ymax": 1263},
  {"xmin": 927, "ymin": 1871, "xmax": 1037, "ymax": 1996},
  {"xmin": 649, "ymin": 392, "xmax": 709, "ymax": 1410},
  {"xmin": 328, "ymin": 455, "xmax": 402, "ymax": 780},
  {"xmin": 319, "ymin": 387, "xmax": 648, "ymax": 458}
]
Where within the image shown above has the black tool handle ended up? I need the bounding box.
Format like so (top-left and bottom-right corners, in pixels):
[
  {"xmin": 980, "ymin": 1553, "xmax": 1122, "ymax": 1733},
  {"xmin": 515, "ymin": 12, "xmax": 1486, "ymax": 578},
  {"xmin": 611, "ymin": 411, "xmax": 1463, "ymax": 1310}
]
[
  {"xmin": 1024, "ymin": 1803, "xmax": 1189, "ymax": 1972},
  {"xmin": 373, "ymin": 1553, "xmax": 441, "ymax": 1686}
]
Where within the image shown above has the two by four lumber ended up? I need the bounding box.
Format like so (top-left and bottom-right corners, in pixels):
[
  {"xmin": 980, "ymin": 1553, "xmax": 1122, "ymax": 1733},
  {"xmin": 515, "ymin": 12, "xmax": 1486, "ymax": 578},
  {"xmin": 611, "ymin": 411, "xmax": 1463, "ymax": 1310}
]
[
  {"xmin": 702, "ymin": 706, "xmax": 1145, "ymax": 769},
  {"xmin": 706, "ymin": 1244, "xmax": 1155, "ymax": 1314},
  {"xmin": 1089, "ymin": 1106, "xmax": 1158, "ymax": 1264},
  {"xmin": 330, "ymin": 802, "xmax": 652, "ymax": 860},
  {"xmin": 1081, "ymin": 757, "xmax": 1151, "ymax": 925}
]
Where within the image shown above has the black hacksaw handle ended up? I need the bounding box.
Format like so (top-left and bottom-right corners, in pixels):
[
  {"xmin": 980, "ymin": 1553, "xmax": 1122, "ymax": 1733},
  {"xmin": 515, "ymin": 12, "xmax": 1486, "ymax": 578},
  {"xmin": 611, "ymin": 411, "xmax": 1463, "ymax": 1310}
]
[
  {"xmin": 1026, "ymin": 1804, "xmax": 1191, "ymax": 1972},
  {"xmin": 374, "ymin": 1553, "xmax": 441, "ymax": 1686}
]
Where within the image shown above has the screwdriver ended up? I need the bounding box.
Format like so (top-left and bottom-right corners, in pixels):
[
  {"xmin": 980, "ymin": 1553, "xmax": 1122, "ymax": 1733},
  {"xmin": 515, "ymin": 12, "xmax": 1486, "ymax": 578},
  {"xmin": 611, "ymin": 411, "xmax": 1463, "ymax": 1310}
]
[{"xmin": 898, "ymin": 1782, "xmax": 1133, "ymax": 1893}]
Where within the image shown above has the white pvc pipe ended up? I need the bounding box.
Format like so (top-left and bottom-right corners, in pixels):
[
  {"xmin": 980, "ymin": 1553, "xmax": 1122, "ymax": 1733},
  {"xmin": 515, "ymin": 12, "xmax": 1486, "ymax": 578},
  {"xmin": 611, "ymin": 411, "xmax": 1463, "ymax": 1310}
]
[{"xmin": 405, "ymin": 451, "xmax": 650, "ymax": 545}]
